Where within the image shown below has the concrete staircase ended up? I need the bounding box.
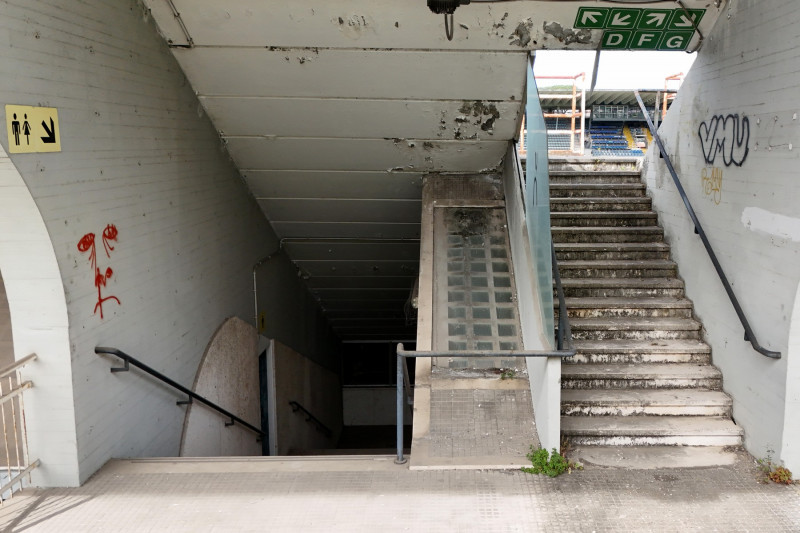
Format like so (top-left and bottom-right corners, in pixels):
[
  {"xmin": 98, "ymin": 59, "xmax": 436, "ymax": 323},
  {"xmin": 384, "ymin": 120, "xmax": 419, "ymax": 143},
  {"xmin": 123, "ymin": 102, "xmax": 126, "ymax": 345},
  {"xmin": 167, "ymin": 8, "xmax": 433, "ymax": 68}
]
[{"xmin": 550, "ymin": 162, "xmax": 743, "ymax": 461}]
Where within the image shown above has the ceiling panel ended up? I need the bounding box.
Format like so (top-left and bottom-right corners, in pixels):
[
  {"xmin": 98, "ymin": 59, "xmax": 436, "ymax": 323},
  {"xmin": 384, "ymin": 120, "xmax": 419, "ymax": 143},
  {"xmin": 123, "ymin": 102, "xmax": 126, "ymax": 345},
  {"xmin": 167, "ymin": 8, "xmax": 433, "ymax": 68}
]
[
  {"xmin": 230, "ymin": 138, "xmax": 508, "ymax": 172},
  {"xmin": 307, "ymin": 276, "xmax": 417, "ymax": 290},
  {"xmin": 203, "ymin": 97, "xmax": 520, "ymax": 141},
  {"xmin": 270, "ymin": 222, "xmax": 420, "ymax": 240},
  {"xmin": 258, "ymin": 199, "xmax": 421, "ymax": 223},
  {"xmin": 172, "ymin": 48, "xmax": 526, "ymax": 101},
  {"xmin": 295, "ymin": 260, "xmax": 418, "ymax": 278},
  {"xmin": 243, "ymin": 170, "xmax": 422, "ymax": 200},
  {"xmin": 284, "ymin": 242, "xmax": 419, "ymax": 261}
]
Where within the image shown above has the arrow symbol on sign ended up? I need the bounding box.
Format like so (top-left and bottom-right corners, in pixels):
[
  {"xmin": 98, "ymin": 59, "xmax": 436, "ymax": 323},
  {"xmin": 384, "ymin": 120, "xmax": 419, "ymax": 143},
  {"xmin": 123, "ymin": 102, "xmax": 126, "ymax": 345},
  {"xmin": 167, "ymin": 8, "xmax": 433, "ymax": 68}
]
[
  {"xmin": 610, "ymin": 13, "xmax": 632, "ymax": 26},
  {"xmin": 674, "ymin": 14, "xmax": 695, "ymax": 28},
  {"xmin": 41, "ymin": 118, "xmax": 56, "ymax": 143},
  {"xmin": 646, "ymin": 13, "xmax": 667, "ymax": 27},
  {"xmin": 581, "ymin": 11, "xmax": 603, "ymax": 25}
]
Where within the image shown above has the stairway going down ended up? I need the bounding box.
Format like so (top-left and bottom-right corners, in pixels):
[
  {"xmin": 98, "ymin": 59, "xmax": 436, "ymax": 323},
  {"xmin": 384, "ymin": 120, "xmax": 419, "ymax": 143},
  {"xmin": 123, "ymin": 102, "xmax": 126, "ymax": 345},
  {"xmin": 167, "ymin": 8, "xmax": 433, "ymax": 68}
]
[{"xmin": 550, "ymin": 162, "xmax": 743, "ymax": 465}]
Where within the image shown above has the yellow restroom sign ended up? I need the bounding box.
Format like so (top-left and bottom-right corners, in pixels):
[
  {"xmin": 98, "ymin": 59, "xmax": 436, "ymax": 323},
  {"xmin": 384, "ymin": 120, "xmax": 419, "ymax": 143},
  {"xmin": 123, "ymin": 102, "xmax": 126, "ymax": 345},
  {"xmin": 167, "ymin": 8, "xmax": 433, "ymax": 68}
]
[{"xmin": 5, "ymin": 105, "xmax": 61, "ymax": 153}]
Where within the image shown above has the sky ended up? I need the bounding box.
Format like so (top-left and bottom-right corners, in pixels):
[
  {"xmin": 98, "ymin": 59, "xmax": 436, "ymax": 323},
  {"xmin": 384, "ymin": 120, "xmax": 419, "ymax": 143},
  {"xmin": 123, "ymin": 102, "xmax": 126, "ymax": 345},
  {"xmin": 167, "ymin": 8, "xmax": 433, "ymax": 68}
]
[{"xmin": 533, "ymin": 50, "xmax": 696, "ymax": 90}]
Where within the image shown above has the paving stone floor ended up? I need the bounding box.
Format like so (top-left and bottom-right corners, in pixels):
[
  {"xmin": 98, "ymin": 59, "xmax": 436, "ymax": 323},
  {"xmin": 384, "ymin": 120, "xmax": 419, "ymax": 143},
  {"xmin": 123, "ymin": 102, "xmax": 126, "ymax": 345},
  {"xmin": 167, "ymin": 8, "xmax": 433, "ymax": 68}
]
[{"xmin": 1, "ymin": 453, "xmax": 798, "ymax": 532}]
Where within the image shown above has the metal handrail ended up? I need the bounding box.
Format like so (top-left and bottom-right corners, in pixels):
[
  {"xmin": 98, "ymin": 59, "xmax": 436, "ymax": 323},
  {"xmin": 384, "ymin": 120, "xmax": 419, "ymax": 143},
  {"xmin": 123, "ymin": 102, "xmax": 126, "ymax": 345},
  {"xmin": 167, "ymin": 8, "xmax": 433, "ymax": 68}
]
[
  {"xmin": 0, "ymin": 354, "xmax": 37, "ymax": 380},
  {"xmin": 394, "ymin": 342, "xmax": 575, "ymax": 465},
  {"xmin": 552, "ymin": 240, "xmax": 573, "ymax": 352},
  {"xmin": 95, "ymin": 347, "xmax": 265, "ymax": 437},
  {"xmin": 633, "ymin": 90, "xmax": 780, "ymax": 359},
  {"xmin": 288, "ymin": 401, "xmax": 333, "ymax": 438}
]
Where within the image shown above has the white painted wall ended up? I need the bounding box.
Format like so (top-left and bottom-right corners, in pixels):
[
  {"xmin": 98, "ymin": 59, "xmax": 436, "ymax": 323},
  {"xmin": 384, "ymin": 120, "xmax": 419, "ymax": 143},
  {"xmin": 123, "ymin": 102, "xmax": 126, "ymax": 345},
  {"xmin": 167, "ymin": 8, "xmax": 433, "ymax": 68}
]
[
  {"xmin": 641, "ymin": 0, "xmax": 800, "ymax": 471},
  {"xmin": 0, "ymin": 0, "xmax": 332, "ymax": 485}
]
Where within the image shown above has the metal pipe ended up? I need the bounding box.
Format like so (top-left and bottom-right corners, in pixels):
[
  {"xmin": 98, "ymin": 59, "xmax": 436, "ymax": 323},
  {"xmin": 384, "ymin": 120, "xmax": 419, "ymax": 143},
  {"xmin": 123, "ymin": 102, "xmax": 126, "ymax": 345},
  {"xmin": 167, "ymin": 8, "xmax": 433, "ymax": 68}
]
[
  {"xmin": 0, "ymin": 354, "xmax": 36, "ymax": 380},
  {"xmin": 633, "ymin": 90, "xmax": 780, "ymax": 359},
  {"xmin": 395, "ymin": 353, "xmax": 407, "ymax": 464}
]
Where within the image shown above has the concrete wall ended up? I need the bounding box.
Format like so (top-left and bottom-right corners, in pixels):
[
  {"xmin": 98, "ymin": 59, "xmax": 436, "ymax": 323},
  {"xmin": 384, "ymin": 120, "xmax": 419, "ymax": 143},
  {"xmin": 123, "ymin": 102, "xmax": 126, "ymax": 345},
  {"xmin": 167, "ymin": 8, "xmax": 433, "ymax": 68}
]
[
  {"xmin": 641, "ymin": 0, "xmax": 800, "ymax": 471},
  {"xmin": 343, "ymin": 387, "xmax": 411, "ymax": 426},
  {"xmin": 180, "ymin": 317, "xmax": 261, "ymax": 457},
  {"xmin": 0, "ymin": 0, "xmax": 334, "ymax": 486},
  {"xmin": 270, "ymin": 340, "xmax": 342, "ymax": 454}
]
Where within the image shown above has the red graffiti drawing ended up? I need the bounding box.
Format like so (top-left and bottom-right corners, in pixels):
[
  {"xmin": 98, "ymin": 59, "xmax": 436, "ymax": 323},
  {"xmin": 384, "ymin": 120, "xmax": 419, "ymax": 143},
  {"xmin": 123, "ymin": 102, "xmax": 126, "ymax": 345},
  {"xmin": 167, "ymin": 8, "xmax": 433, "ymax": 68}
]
[{"xmin": 77, "ymin": 224, "xmax": 120, "ymax": 319}]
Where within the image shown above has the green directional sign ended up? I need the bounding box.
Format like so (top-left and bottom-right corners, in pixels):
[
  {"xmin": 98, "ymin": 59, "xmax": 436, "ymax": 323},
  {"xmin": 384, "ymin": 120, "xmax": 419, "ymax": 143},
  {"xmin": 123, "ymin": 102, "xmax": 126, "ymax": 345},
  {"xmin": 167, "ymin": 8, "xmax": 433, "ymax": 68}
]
[
  {"xmin": 602, "ymin": 30, "xmax": 633, "ymax": 50},
  {"xmin": 572, "ymin": 7, "xmax": 705, "ymax": 50},
  {"xmin": 668, "ymin": 9, "xmax": 705, "ymax": 30},
  {"xmin": 630, "ymin": 30, "xmax": 661, "ymax": 50},
  {"xmin": 607, "ymin": 8, "xmax": 641, "ymax": 29},
  {"xmin": 574, "ymin": 7, "xmax": 609, "ymax": 29},
  {"xmin": 637, "ymin": 9, "xmax": 672, "ymax": 30},
  {"xmin": 659, "ymin": 31, "xmax": 695, "ymax": 51}
]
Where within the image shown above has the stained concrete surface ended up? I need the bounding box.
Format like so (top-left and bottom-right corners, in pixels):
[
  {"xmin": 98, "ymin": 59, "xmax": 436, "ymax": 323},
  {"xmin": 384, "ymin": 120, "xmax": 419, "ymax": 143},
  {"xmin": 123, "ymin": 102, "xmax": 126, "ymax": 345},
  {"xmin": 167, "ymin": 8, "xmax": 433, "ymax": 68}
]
[{"xmin": 0, "ymin": 451, "xmax": 798, "ymax": 532}]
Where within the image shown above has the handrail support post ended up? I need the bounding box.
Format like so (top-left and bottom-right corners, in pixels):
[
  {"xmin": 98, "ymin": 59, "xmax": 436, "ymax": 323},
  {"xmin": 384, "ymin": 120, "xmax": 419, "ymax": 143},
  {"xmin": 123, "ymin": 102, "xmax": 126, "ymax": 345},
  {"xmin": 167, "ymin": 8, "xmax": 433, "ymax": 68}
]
[
  {"xmin": 395, "ymin": 350, "xmax": 407, "ymax": 465},
  {"xmin": 110, "ymin": 359, "xmax": 129, "ymax": 373}
]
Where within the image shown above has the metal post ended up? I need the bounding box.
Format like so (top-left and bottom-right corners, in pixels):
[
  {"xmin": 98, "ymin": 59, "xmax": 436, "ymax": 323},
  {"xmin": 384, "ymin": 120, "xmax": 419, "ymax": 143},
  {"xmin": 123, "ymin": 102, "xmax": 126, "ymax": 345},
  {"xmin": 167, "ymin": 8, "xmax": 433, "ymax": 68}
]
[{"xmin": 395, "ymin": 353, "xmax": 407, "ymax": 464}]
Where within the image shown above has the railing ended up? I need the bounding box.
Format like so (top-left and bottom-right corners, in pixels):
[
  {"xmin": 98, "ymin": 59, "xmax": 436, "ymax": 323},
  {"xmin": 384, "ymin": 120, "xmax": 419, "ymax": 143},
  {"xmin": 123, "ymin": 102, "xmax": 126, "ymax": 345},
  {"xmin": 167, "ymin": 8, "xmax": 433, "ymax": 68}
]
[
  {"xmin": 552, "ymin": 241, "xmax": 573, "ymax": 352},
  {"xmin": 288, "ymin": 401, "xmax": 333, "ymax": 438},
  {"xmin": 394, "ymin": 342, "xmax": 575, "ymax": 465},
  {"xmin": 0, "ymin": 353, "xmax": 39, "ymax": 504},
  {"xmin": 633, "ymin": 91, "xmax": 780, "ymax": 360},
  {"xmin": 95, "ymin": 347, "xmax": 265, "ymax": 438}
]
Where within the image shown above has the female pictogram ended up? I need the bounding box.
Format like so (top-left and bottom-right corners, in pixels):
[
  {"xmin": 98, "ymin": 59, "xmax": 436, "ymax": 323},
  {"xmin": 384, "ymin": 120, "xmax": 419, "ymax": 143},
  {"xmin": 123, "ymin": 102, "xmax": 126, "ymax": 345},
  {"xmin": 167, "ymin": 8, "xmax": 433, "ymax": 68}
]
[{"xmin": 77, "ymin": 224, "xmax": 121, "ymax": 318}]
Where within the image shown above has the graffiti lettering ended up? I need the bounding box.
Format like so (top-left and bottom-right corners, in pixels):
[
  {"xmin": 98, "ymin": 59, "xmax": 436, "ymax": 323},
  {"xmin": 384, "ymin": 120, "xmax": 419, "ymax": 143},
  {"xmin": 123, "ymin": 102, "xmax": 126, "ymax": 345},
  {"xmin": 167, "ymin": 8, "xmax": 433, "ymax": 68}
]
[
  {"xmin": 701, "ymin": 167, "xmax": 722, "ymax": 205},
  {"xmin": 77, "ymin": 224, "xmax": 120, "ymax": 319},
  {"xmin": 698, "ymin": 114, "xmax": 750, "ymax": 167}
]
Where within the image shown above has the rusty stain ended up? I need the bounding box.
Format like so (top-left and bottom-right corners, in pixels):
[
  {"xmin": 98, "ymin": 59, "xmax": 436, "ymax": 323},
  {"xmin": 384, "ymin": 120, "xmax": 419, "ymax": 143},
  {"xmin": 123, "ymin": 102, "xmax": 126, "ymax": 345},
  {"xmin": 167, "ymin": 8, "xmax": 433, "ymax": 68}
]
[
  {"xmin": 542, "ymin": 21, "xmax": 592, "ymax": 45},
  {"xmin": 509, "ymin": 18, "xmax": 534, "ymax": 47},
  {"xmin": 423, "ymin": 142, "xmax": 435, "ymax": 151}
]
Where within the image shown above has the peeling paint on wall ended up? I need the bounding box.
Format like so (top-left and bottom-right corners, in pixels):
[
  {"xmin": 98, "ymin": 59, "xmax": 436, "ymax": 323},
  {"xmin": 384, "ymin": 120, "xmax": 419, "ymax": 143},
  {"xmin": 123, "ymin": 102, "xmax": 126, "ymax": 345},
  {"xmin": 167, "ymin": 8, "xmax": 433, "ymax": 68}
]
[
  {"xmin": 542, "ymin": 21, "xmax": 592, "ymax": 46},
  {"xmin": 509, "ymin": 18, "xmax": 535, "ymax": 47},
  {"xmin": 741, "ymin": 207, "xmax": 800, "ymax": 243}
]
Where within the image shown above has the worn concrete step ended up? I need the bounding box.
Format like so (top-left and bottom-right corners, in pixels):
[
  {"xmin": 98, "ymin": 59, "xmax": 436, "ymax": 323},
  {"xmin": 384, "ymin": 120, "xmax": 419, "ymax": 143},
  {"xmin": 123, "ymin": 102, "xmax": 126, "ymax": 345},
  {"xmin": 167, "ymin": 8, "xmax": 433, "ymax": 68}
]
[
  {"xmin": 565, "ymin": 339, "xmax": 711, "ymax": 365},
  {"xmin": 552, "ymin": 226, "xmax": 664, "ymax": 244},
  {"xmin": 569, "ymin": 317, "xmax": 702, "ymax": 341},
  {"xmin": 549, "ymin": 170, "xmax": 643, "ymax": 184},
  {"xmin": 561, "ymin": 416, "xmax": 743, "ymax": 446},
  {"xmin": 547, "ymin": 158, "xmax": 640, "ymax": 174},
  {"xmin": 556, "ymin": 260, "xmax": 677, "ymax": 279},
  {"xmin": 567, "ymin": 445, "xmax": 741, "ymax": 469},
  {"xmin": 551, "ymin": 211, "xmax": 658, "ymax": 227},
  {"xmin": 550, "ymin": 183, "xmax": 647, "ymax": 198},
  {"xmin": 551, "ymin": 197, "xmax": 652, "ymax": 212},
  {"xmin": 561, "ymin": 389, "xmax": 732, "ymax": 417},
  {"xmin": 560, "ymin": 278, "xmax": 684, "ymax": 298},
  {"xmin": 554, "ymin": 242, "xmax": 671, "ymax": 261},
  {"xmin": 556, "ymin": 297, "xmax": 693, "ymax": 319},
  {"xmin": 561, "ymin": 363, "xmax": 721, "ymax": 390}
]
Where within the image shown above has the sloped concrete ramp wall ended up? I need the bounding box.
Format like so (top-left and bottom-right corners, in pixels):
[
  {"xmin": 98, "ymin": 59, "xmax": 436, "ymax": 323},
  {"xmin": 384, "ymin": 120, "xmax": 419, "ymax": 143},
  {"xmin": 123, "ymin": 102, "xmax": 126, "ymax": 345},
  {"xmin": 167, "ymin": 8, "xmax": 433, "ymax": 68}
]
[{"xmin": 180, "ymin": 317, "xmax": 261, "ymax": 457}]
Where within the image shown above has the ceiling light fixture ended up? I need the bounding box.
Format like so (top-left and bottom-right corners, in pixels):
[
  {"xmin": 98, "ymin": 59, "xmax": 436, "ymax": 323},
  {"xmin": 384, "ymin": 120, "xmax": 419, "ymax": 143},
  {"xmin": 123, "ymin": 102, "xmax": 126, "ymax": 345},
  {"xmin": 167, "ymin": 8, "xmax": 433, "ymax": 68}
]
[{"xmin": 427, "ymin": 0, "xmax": 471, "ymax": 41}]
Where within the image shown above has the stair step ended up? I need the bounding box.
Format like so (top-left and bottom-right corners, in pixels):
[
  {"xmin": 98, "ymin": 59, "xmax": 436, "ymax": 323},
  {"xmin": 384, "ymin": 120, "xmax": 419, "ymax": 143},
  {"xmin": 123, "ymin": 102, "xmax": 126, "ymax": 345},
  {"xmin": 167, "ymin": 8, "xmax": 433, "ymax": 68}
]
[
  {"xmin": 565, "ymin": 339, "xmax": 711, "ymax": 364},
  {"xmin": 556, "ymin": 296, "xmax": 692, "ymax": 319},
  {"xmin": 554, "ymin": 242, "xmax": 671, "ymax": 261},
  {"xmin": 551, "ymin": 211, "xmax": 658, "ymax": 227},
  {"xmin": 560, "ymin": 278, "xmax": 684, "ymax": 298},
  {"xmin": 551, "ymin": 197, "xmax": 652, "ymax": 212},
  {"xmin": 550, "ymin": 183, "xmax": 647, "ymax": 198},
  {"xmin": 549, "ymin": 170, "xmax": 642, "ymax": 185},
  {"xmin": 561, "ymin": 389, "xmax": 732, "ymax": 416},
  {"xmin": 557, "ymin": 259, "xmax": 677, "ymax": 278},
  {"xmin": 561, "ymin": 363, "xmax": 721, "ymax": 390},
  {"xmin": 552, "ymin": 226, "xmax": 664, "ymax": 243},
  {"xmin": 569, "ymin": 317, "xmax": 702, "ymax": 341},
  {"xmin": 561, "ymin": 416, "xmax": 743, "ymax": 446}
]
